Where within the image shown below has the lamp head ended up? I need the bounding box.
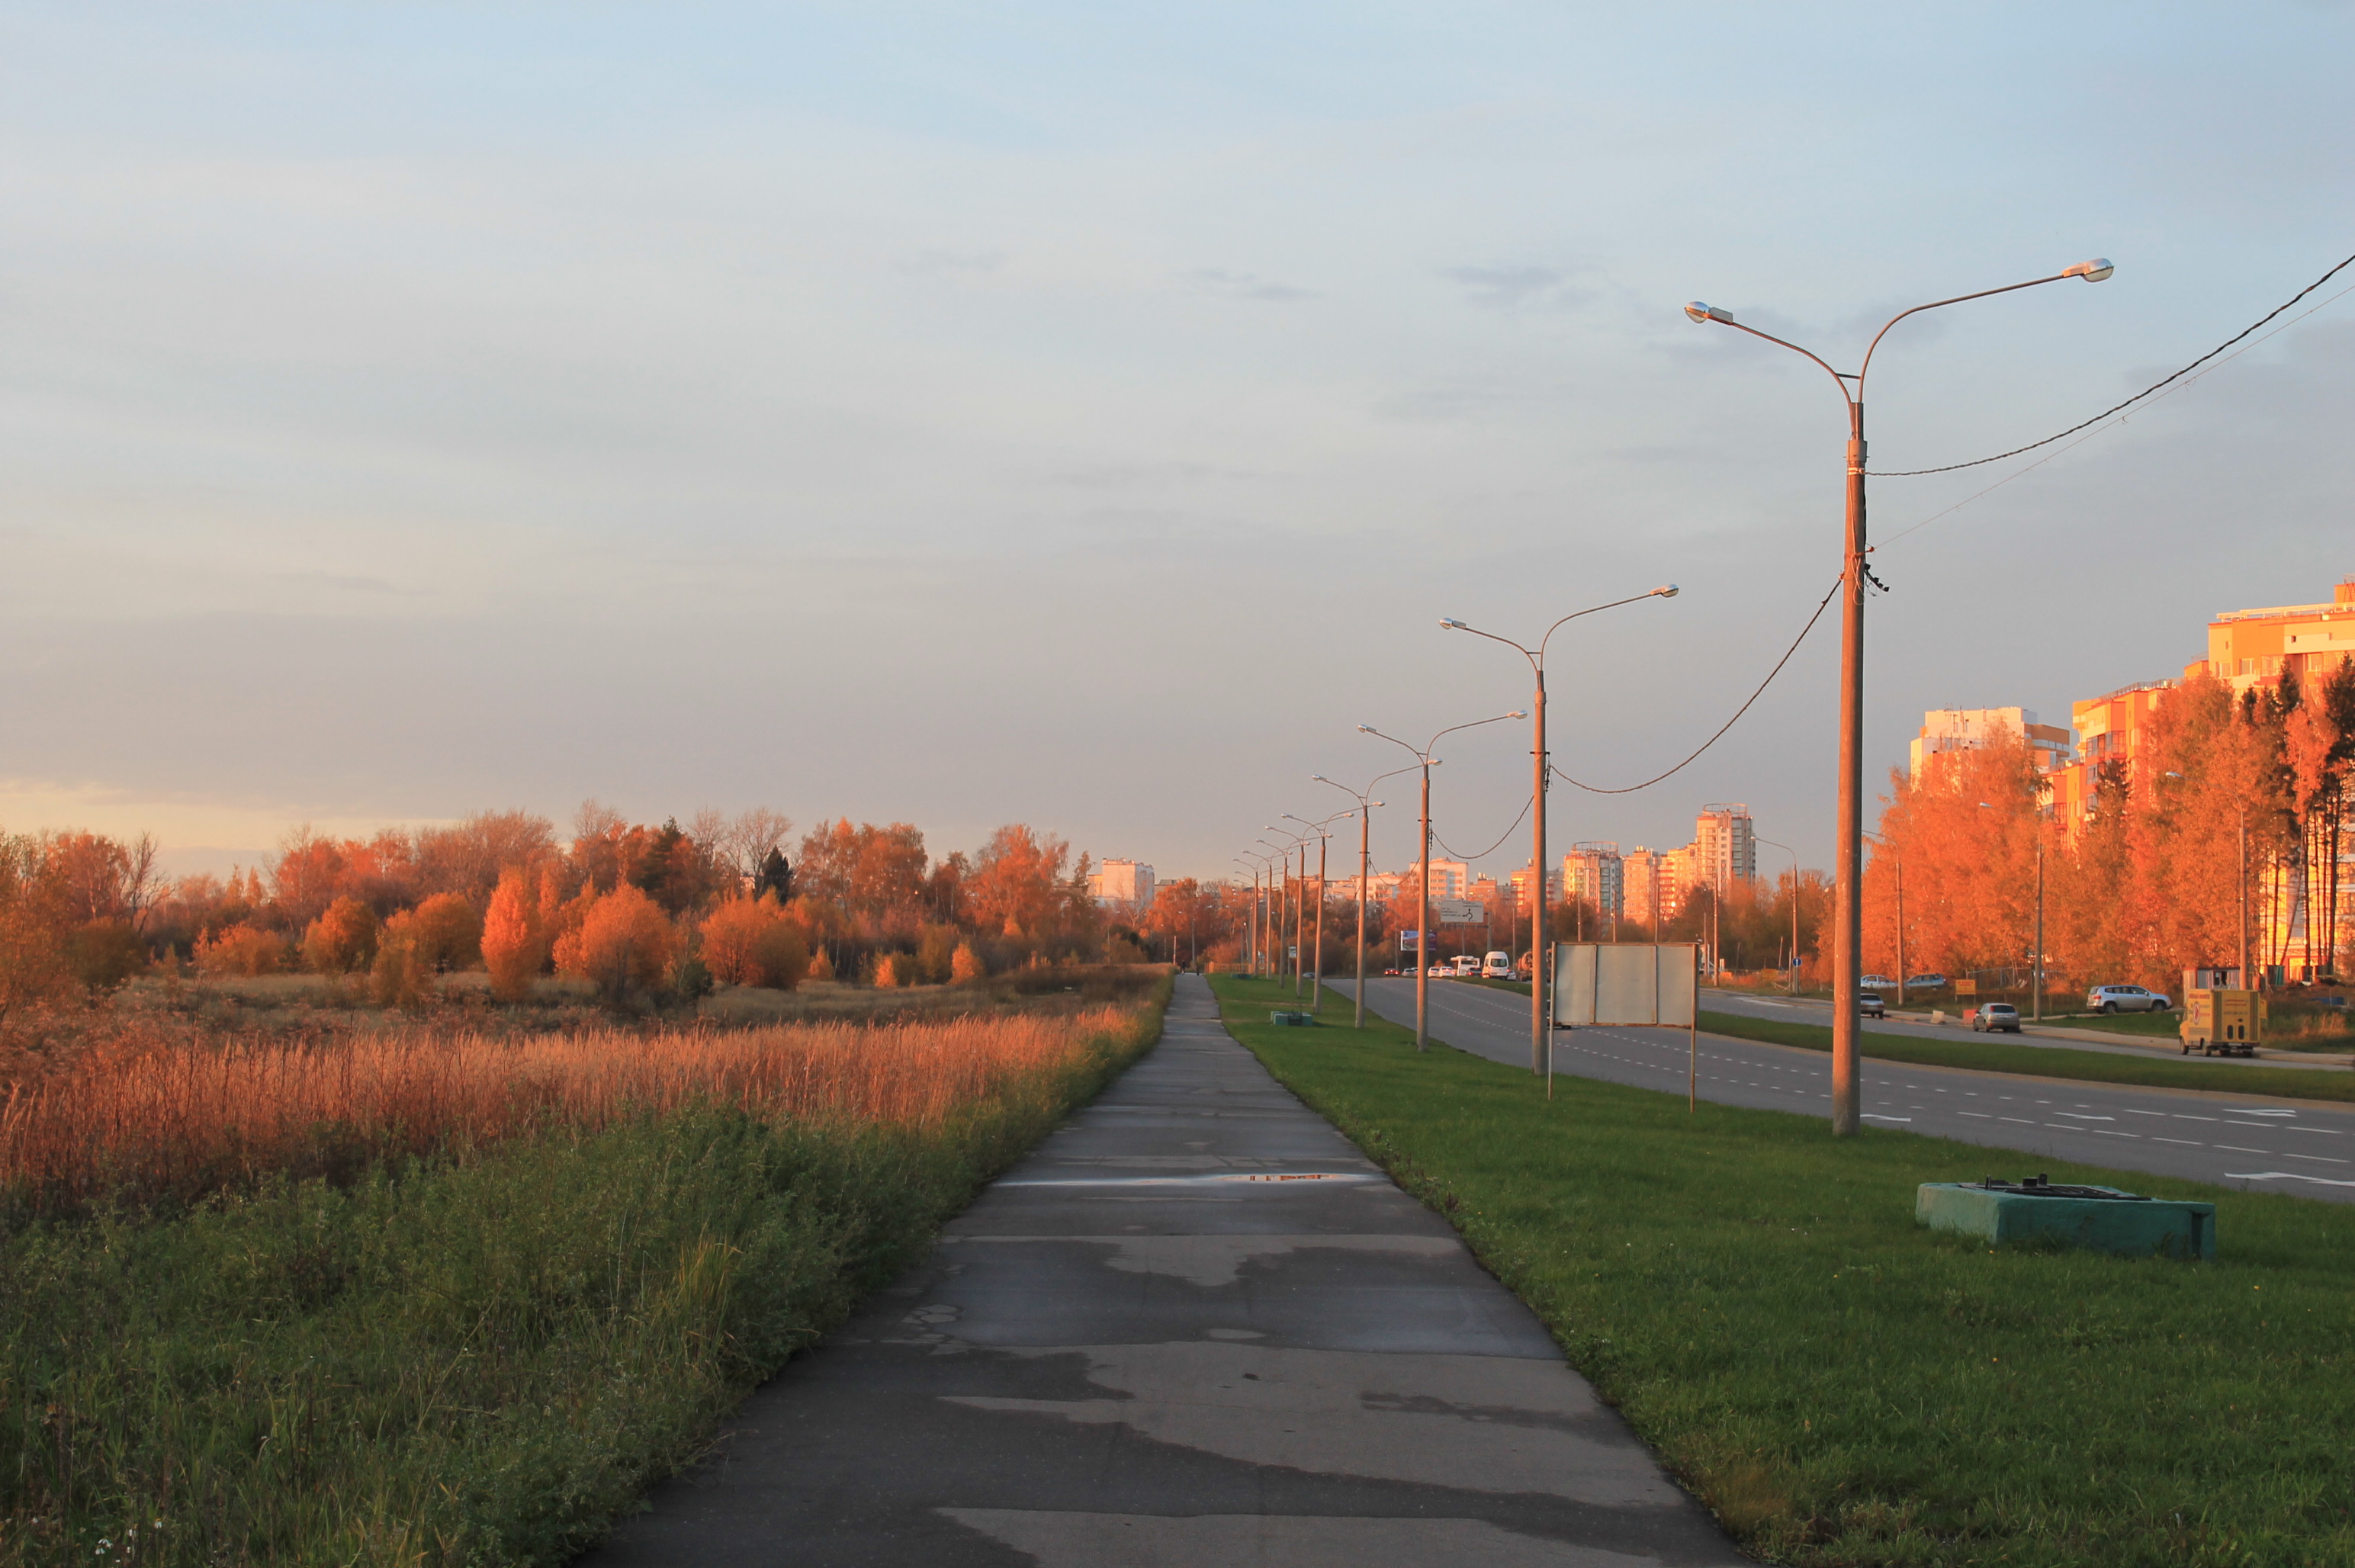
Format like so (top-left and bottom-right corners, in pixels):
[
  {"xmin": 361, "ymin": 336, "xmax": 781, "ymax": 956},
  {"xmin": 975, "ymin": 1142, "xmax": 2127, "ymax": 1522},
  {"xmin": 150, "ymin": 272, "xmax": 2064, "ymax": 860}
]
[
  {"xmin": 1653, "ymin": 583, "xmax": 1679, "ymax": 598},
  {"xmin": 1357, "ymin": 724, "xmax": 1375, "ymax": 734},
  {"xmin": 1508, "ymin": 711, "xmax": 1528, "ymax": 719},
  {"xmin": 1440, "ymin": 617, "xmax": 1467, "ymax": 630},
  {"xmin": 2063, "ymin": 258, "xmax": 2116, "ymax": 282},
  {"xmin": 1312, "ymin": 774, "xmax": 1329, "ymax": 782},
  {"xmin": 1685, "ymin": 301, "xmax": 1733, "ymax": 324}
]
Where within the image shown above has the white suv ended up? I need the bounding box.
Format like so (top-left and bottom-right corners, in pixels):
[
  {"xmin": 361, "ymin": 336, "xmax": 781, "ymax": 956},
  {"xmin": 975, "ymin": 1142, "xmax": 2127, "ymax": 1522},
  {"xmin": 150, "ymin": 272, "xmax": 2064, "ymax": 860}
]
[{"xmin": 2087, "ymin": 984, "xmax": 2171, "ymax": 1014}]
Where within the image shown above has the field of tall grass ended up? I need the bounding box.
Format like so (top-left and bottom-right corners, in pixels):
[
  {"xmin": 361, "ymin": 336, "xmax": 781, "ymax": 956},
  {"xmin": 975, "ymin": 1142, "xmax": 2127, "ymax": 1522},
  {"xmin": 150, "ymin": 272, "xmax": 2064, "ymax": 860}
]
[{"xmin": 1, "ymin": 978, "xmax": 1168, "ymax": 1565}]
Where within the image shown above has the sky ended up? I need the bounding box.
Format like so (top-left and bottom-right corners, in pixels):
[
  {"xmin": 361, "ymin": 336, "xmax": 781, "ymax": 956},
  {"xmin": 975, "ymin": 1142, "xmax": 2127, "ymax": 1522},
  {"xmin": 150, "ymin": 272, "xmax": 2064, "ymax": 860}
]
[{"xmin": 2, "ymin": 3, "xmax": 2351, "ymax": 885}]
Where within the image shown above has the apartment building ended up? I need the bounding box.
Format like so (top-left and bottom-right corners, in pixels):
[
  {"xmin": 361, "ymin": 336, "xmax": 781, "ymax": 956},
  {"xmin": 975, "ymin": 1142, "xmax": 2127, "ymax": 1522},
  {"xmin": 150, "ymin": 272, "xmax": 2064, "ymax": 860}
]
[
  {"xmin": 1561, "ymin": 841, "xmax": 1624, "ymax": 917},
  {"xmin": 1910, "ymin": 707, "xmax": 2074, "ymax": 776},
  {"xmin": 1692, "ymin": 804, "xmax": 1756, "ymax": 891},
  {"xmin": 1623, "ymin": 845, "xmax": 1689, "ymax": 927},
  {"xmin": 1507, "ymin": 863, "xmax": 1562, "ymax": 909},
  {"xmin": 2199, "ymin": 577, "xmax": 2355, "ymax": 697},
  {"xmin": 2045, "ymin": 680, "xmax": 2177, "ymax": 825},
  {"xmin": 1088, "ymin": 859, "xmax": 1155, "ymax": 910}
]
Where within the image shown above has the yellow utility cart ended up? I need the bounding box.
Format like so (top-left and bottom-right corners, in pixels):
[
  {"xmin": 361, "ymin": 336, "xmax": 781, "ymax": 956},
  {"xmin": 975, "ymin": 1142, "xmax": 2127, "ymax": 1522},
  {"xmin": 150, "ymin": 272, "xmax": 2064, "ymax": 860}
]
[{"xmin": 2180, "ymin": 988, "xmax": 2264, "ymax": 1057}]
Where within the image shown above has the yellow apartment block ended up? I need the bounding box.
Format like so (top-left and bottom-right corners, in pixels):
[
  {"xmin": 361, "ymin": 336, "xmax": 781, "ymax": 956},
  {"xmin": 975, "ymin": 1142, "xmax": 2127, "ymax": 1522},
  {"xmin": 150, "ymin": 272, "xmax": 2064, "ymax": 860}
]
[{"xmin": 2199, "ymin": 577, "xmax": 2355, "ymax": 697}]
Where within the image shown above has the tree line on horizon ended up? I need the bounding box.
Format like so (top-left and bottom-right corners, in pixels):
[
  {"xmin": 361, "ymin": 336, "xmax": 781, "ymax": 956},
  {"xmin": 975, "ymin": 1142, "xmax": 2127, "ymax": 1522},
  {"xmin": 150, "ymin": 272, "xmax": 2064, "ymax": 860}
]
[{"xmin": 0, "ymin": 803, "xmax": 1129, "ymax": 1021}]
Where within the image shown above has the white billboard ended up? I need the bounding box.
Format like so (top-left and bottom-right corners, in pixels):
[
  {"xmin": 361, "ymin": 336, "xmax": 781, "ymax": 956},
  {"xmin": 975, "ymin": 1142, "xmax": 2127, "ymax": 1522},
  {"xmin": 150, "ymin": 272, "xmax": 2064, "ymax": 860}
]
[
  {"xmin": 1433, "ymin": 898, "xmax": 1485, "ymax": 925},
  {"xmin": 1552, "ymin": 943, "xmax": 1698, "ymax": 1027}
]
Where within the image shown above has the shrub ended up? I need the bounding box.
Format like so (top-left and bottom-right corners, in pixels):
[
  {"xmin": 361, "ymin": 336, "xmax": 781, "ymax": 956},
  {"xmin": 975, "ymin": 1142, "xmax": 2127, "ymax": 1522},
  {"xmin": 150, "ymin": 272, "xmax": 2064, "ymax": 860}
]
[
  {"xmin": 874, "ymin": 953, "xmax": 908, "ymax": 988},
  {"xmin": 372, "ymin": 917, "xmax": 427, "ymax": 1010},
  {"xmin": 951, "ymin": 941, "xmax": 988, "ymax": 984},
  {"xmin": 807, "ymin": 947, "xmax": 837, "ymax": 983},
  {"xmin": 553, "ymin": 885, "xmax": 680, "ymax": 1004},
  {"xmin": 63, "ymin": 920, "xmax": 144, "ymax": 991},
  {"xmin": 916, "ymin": 923, "xmax": 959, "ymax": 984},
  {"xmin": 303, "ymin": 896, "xmax": 379, "ymax": 975},
  {"xmin": 0, "ymin": 904, "xmax": 76, "ymax": 1020},
  {"xmin": 194, "ymin": 922, "xmax": 287, "ymax": 978}
]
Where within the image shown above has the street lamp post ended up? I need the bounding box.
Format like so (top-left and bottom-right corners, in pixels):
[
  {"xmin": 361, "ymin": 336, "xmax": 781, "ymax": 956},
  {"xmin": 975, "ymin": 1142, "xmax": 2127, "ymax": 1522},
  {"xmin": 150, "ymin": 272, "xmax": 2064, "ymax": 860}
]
[
  {"xmin": 1285, "ymin": 812, "xmax": 1350, "ymax": 1015},
  {"xmin": 1756, "ymin": 837, "xmax": 1801, "ymax": 994},
  {"xmin": 1685, "ymin": 257, "xmax": 2114, "ymax": 1135},
  {"xmin": 1264, "ymin": 827, "xmax": 1315, "ymax": 1000},
  {"xmin": 1361, "ymin": 712, "xmax": 1524, "ymax": 1052},
  {"xmin": 1441, "ymin": 588, "xmax": 1679, "ymax": 1075},
  {"xmin": 1315, "ymin": 767, "xmax": 1415, "ymax": 1029},
  {"xmin": 1255, "ymin": 840, "xmax": 1292, "ymax": 982}
]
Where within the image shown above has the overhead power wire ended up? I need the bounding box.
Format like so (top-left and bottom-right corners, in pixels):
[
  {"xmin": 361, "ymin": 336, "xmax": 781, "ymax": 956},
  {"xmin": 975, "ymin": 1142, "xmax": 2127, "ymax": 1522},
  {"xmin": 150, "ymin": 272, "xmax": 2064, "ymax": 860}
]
[
  {"xmin": 1555, "ymin": 574, "xmax": 1842, "ymax": 795},
  {"xmin": 1431, "ymin": 792, "xmax": 1534, "ymax": 863},
  {"xmin": 1874, "ymin": 271, "xmax": 2355, "ymax": 550},
  {"xmin": 1868, "ymin": 247, "xmax": 2355, "ymax": 477}
]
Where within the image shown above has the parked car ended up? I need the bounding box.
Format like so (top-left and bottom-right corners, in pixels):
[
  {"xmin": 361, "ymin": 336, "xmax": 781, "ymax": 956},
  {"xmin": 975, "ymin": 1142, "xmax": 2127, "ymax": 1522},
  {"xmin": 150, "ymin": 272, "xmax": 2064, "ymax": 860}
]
[
  {"xmin": 2087, "ymin": 984, "xmax": 2171, "ymax": 1014},
  {"xmin": 1859, "ymin": 990, "xmax": 1885, "ymax": 1019},
  {"xmin": 1426, "ymin": 965, "xmax": 1451, "ymax": 978},
  {"xmin": 1483, "ymin": 951, "xmax": 1514, "ymax": 979},
  {"xmin": 1971, "ymin": 1003, "xmax": 2021, "ymax": 1033},
  {"xmin": 1861, "ymin": 974, "xmax": 1897, "ymax": 989},
  {"xmin": 1905, "ymin": 974, "xmax": 1949, "ymax": 991}
]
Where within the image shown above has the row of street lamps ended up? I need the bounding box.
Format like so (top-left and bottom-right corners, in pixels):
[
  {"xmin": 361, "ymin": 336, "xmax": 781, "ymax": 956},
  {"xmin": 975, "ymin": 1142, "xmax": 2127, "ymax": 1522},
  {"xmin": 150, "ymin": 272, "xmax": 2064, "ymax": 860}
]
[{"xmin": 1233, "ymin": 258, "xmax": 2114, "ymax": 1136}]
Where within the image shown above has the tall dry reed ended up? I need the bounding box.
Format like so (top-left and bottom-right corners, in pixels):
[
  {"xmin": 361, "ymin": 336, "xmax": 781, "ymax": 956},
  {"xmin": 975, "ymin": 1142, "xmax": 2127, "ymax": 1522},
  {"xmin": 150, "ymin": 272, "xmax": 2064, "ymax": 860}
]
[{"xmin": 2, "ymin": 1010, "xmax": 1123, "ymax": 1213}]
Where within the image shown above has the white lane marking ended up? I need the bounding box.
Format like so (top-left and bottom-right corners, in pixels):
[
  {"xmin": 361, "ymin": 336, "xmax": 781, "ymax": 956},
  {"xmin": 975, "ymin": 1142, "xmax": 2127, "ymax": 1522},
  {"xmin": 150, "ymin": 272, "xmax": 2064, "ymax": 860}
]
[
  {"xmin": 2044, "ymin": 1124, "xmax": 2086, "ymax": 1133},
  {"xmin": 2233, "ymin": 1110, "xmax": 2298, "ymax": 1117},
  {"xmin": 2291, "ymin": 1126, "xmax": 2344, "ymax": 1136},
  {"xmin": 1957, "ymin": 1112, "xmax": 1993, "ymax": 1119},
  {"xmin": 2215, "ymin": 1145, "xmax": 2273, "ymax": 1155},
  {"xmin": 2124, "ymin": 1110, "xmax": 2167, "ymax": 1117},
  {"xmin": 2000, "ymin": 1117, "xmax": 2036, "ymax": 1125},
  {"xmin": 1861, "ymin": 1113, "xmax": 1911, "ymax": 1123},
  {"xmin": 2173, "ymin": 1115, "xmax": 2218, "ymax": 1122},
  {"xmin": 2284, "ymin": 1152, "xmax": 2350, "ymax": 1165},
  {"xmin": 2227, "ymin": 1171, "xmax": 2355, "ymax": 1187},
  {"xmin": 2055, "ymin": 1113, "xmax": 2115, "ymax": 1121},
  {"xmin": 2154, "ymin": 1137, "xmax": 2204, "ymax": 1146},
  {"xmin": 2092, "ymin": 1129, "xmax": 2139, "ymax": 1138}
]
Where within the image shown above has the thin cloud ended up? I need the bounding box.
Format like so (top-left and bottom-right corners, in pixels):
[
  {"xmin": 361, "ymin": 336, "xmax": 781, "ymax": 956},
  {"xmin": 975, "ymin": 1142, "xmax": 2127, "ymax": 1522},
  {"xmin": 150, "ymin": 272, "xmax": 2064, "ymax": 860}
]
[
  {"xmin": 1443, "ymin": 263, "xmax": 1597, "ymax": 311},
  {"xmin": 1184, "ymin": 268, "xmax": 1315, "ymax": 303}
]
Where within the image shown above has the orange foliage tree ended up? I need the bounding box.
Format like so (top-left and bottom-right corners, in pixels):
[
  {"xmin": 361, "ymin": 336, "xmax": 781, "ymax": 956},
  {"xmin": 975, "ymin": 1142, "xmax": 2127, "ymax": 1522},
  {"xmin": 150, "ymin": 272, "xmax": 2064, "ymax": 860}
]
[
  {"xmin": 481, "ymin": 866, "xmax": 548, "ymax": 1002},
  {"xmin": 194, "ymin": 923, "xmax": 287, "ymax": 978},
  {"xmin": 553, "ymin": 885, "xmax": 680, "ymax": 1003},
  {"xmin": 303, "ymin": 896, "xmax": 380, "ymax": 975},
  {"xmin": 699, "ymin": 896, "xmax": 808, "ymax": 990}
]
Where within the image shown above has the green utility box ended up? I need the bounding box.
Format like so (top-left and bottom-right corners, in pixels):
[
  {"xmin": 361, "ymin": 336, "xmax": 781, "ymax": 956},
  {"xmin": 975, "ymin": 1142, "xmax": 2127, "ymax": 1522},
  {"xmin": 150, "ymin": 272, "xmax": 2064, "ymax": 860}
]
[
  {"xmin": 1269, "ymin": 1011, "xmax": 1318, "ymax": 1027},
  {"xmin": 1917, "ymin": 1177, "xmax": 2215, "ymax": 1260}
]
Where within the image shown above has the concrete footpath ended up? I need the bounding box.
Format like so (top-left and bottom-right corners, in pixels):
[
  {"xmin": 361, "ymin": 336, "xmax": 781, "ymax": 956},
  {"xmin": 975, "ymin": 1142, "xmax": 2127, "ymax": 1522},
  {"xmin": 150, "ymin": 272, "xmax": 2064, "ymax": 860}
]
[{"xmin": 580, "ymin": 974, "xmax": 1746, "ymax": 1566}]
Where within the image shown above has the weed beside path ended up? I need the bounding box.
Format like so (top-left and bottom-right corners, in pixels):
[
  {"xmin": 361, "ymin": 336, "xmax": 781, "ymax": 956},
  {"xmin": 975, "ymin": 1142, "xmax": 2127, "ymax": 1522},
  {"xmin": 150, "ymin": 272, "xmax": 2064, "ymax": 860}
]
[
  {"xmin": 1, "ymin": 982, "xmax": 1169, "ymax": 1566},
  {"xmin": 1212, "ymin": 974, "xmax": 2355, "ymax": 1567}
]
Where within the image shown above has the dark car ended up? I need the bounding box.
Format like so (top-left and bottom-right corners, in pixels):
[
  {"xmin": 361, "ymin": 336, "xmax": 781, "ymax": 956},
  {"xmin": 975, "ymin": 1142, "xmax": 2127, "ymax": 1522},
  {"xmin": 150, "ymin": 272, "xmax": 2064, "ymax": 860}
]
[
  {"xmin": 1859, "ymin": 990, "xmax": 1885, "ymax": 1019},
  {"xmin": 1971, "ymin": 1003, "xmax": 2021, "ymax": 1033}
]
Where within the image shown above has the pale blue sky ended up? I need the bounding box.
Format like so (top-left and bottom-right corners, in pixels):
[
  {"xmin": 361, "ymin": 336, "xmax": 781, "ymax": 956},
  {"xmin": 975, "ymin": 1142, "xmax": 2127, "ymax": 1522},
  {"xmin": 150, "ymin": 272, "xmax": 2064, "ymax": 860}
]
[{"xmin": 3, "ymin": 3, "xmax": 2350, "ymax": 882}]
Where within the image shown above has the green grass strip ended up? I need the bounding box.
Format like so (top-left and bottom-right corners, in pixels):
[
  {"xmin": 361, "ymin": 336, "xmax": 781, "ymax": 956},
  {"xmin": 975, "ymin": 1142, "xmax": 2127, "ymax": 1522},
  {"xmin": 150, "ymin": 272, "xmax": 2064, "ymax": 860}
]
[
  {"xmin": 0, "ymin": 986, "xmax": 1168, "ymax": 1566},
  {"xmin": 1694, "ymin": 1008, "xmax": 2355, "ymax": 1105},
  {"xmin": 1209, "ymin": 973, "xmax": 2355, "ymax": 1566}
]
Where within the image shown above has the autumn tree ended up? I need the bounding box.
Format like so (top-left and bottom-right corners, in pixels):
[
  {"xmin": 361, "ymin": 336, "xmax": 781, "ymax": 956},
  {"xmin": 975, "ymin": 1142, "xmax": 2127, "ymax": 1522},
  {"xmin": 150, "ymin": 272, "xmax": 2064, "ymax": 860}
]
[
  {"xmin": 699, "ymin": 895, "xmax": 808, "ymax": 990},
  {"xmin": 554, "ymin": 884, "xmax": 680, "ymax": 1003},
  {"xmin": 481, "ymin": 866, "xmax": 548, "ymax": 1002},
  {"xmin": 303, "ymin": 896, "xmax": 380, "ymax": 975}
]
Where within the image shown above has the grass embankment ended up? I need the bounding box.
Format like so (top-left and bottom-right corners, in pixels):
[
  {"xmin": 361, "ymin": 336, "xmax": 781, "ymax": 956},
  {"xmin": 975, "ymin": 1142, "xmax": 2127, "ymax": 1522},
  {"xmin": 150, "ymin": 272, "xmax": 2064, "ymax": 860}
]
[
  {"xmin": 1695, "ymin": 1007, "xmax": 2355, "ymax": 1106},
  {"xmin": 1211, "ymin": 973, "xmax": 2355, "ymax": 1567},
  {"xmin": 2, "ymin": 981, "xmax": 1168, "ymax": 1566}
]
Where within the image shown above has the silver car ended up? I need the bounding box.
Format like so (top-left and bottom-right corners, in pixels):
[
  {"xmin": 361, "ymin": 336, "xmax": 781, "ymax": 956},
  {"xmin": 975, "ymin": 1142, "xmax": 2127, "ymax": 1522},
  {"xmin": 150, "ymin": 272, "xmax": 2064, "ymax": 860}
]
[{"xmin": 2087, "ymin": 984, "xmax": 2171, "ymax": 1014}]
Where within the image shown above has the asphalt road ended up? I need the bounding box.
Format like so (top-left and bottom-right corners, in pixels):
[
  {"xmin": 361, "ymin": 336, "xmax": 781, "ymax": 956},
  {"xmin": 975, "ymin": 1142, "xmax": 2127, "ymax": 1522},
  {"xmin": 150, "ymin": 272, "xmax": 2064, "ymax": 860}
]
[
  {"xmin": 1703, "ymin": 988, "xmax": 2346, "ymax": 1071},
  {"xmin": 582, "ymin": 976, "xmax": 1745, "ymax": 1566},
  {"xmin": 1348, "ymin": 977, "xmax": 2355, "ymax": 1206}
]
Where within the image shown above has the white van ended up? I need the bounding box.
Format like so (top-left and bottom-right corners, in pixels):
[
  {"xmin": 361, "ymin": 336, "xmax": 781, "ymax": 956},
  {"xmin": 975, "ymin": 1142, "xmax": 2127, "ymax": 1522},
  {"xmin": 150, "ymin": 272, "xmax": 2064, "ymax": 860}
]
[
  {"xmin": 1451, "ymin": 954, "xmax": 1483, "ymax": 977},
  {"xmin": 1482, "ymin": 951, "xmax": 1512, "ymax": 979}
]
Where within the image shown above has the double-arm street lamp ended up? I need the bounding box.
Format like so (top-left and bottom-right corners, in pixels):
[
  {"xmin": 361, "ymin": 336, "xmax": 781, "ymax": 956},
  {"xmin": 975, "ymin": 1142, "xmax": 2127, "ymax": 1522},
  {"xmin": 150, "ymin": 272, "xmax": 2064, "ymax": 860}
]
[
  {"xmin": 1314, "ymin": 765, "xmax": 1419, "ymax": 1028},
  {"xmin": 1360, "ymin": 712, "xmax": 1524, "ymax": 1052},
  {"xmin": 1685, "ymin": 257, "xmax": 2114, "ymax": 1135},
  {"xmin": 1442, "ymin": 587, "xmax": 1680, "ymax": 1073}
]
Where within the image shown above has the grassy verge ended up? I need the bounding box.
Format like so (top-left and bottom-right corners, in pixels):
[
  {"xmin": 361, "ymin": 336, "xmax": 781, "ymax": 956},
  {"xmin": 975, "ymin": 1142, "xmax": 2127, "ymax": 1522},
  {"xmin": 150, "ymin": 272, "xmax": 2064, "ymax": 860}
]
[
  {"xmin": 1695, "ymin": 1007, "xmax": 2355, "ymax": 1105},
  {"xmin": 2, "ymin": 984, "xmax": 1168, "ymax": 1566},
  {"xmin": 1210, "ymin": 973, "xmax": 2353, "ymax": 1566}
]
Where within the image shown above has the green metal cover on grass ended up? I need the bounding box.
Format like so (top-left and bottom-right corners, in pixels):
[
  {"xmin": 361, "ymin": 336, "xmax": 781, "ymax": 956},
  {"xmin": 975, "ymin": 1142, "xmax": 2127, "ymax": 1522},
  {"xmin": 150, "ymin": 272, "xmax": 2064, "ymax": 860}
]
[
  {"xmin": 1269, "ymin": 1011, "xmax": 1317, "ymax": 1026},
  {"xmin": 1916, "ymin": 1181, "xmax": 2215, "ymax": 1260}
]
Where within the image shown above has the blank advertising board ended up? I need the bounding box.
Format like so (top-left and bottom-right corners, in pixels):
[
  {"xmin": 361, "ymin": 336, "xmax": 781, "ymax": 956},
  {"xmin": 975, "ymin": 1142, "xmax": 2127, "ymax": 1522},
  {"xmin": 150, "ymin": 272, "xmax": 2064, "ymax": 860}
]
[{"xmin": 1552, "ymin": 943, "xmax": 1699, "ymax": 1027}]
